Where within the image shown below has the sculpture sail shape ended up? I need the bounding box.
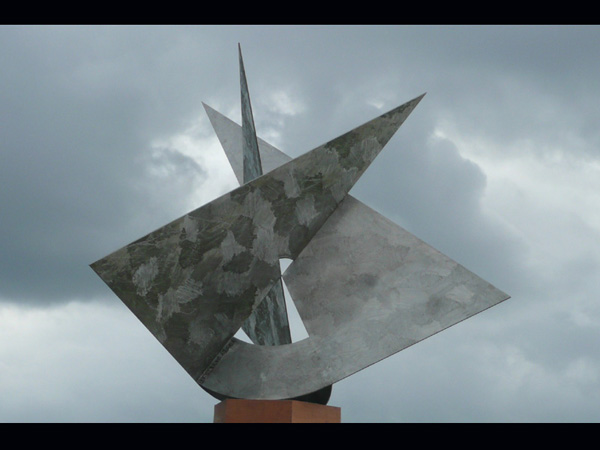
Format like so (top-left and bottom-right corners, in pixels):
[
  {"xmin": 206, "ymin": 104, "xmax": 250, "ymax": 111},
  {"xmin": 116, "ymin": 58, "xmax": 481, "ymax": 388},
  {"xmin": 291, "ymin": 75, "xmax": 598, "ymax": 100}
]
[
  {"xmin": 198, "ymin": 104, "xmax": 510, "ymax": 399},
  {"xmin": 91, "ymin": 48, "xmax": 510, "ymax": 403},
  {"xmin": 91, "ymin": 95, "xmax": 425, "ymax": 385}
]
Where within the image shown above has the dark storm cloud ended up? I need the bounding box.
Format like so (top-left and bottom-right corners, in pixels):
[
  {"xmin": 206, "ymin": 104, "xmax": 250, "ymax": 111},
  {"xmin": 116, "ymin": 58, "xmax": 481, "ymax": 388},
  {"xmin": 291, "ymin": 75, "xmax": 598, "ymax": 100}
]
[
  {"xmin": 0, "ymin": 26, "xmax": 222, "ymax": 302},
  {"xmin": 253, "ymin": 25, "xmax": 600, "ymax": 160},
  {"xmin": 2, "ymin": 24, "xmax": 591, "ymax": 305}
]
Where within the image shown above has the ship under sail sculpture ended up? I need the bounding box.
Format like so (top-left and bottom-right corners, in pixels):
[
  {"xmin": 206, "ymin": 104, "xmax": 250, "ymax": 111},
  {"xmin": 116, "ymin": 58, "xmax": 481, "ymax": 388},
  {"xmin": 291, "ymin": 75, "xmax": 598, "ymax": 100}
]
[{"xmin": 91, "ymin": 46, "xmax": 510, "ymax": 405}]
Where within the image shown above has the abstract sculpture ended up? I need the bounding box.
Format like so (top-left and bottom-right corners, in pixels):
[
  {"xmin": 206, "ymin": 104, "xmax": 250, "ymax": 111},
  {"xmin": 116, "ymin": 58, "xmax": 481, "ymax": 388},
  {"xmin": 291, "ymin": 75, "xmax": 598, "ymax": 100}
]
[{"xmin": 91, "ymin": 46, "xmax": 510, "ymax": 406}]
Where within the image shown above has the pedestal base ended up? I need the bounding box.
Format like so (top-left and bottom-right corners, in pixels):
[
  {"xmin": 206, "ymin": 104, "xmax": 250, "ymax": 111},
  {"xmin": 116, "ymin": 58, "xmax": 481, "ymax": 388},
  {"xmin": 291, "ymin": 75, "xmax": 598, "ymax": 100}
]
[{"xmin": 213, "ymin": 399, "xmax": 341, "ymax": 423}]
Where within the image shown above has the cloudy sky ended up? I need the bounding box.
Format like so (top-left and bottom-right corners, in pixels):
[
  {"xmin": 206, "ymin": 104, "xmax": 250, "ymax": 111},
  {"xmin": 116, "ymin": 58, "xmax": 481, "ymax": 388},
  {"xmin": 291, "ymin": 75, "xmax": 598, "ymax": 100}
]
[{"xmin": 1, "ymin": 25, "xmax": 599, "ymax": 422}]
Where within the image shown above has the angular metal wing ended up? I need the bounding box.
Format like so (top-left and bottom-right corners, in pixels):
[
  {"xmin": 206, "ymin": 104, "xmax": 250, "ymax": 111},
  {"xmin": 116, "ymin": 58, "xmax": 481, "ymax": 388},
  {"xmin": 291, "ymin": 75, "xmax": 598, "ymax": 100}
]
[
  {"xmin": 198, "ymin": 104, "xmax": 510, "ymax": 399},
  {"xmin": 91, "ymin": 95, "xmax": 424, "ymax": 387}
]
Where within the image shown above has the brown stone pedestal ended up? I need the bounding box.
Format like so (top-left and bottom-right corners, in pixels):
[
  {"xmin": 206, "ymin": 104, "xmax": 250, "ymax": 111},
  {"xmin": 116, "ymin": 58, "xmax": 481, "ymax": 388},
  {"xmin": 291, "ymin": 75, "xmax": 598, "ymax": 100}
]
[{"xmin": 213, "ymin": 399, "xmax": 341, "ymax": 423}]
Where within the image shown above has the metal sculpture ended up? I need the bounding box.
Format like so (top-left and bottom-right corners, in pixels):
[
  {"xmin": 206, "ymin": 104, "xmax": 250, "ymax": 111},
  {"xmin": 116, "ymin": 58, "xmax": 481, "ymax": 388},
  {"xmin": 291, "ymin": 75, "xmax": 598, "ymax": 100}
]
[{"xmin": 91, "ymin": 46, "xmax": 510, "ymax": 404}]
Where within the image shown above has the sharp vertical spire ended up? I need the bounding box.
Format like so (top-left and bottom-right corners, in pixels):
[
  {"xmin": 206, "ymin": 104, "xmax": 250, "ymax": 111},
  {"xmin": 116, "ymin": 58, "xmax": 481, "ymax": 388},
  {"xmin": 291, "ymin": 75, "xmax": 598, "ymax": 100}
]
[
  {"xmin": 238, "ymin": 44, "xmax": 292, "ymax": 346},
  {"xmin": 239, "ymin": 43, "xmax": 263, "ymax": 183}
]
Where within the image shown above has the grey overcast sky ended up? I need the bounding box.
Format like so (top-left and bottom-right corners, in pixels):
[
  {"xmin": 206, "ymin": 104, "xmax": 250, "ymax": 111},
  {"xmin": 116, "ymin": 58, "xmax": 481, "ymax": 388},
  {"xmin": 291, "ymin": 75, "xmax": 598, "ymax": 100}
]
[{"xmin": 1, "ymin": 25, "xmax": 600, "ymax": 422}]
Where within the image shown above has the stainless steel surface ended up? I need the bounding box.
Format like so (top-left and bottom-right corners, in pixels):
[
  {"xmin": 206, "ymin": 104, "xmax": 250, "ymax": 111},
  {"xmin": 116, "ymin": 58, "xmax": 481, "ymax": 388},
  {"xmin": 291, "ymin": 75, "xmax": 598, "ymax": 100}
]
[
  {"xmin": 92, "ymin": 50, "xmax": 510, "ymax": 402},
  {"xmin": 91, "ymin": 95, "xmax": 424, "ymax": 389},
  {"xmin": 238, "ymin": 45, "xmax": 291, "ymax": 346},
  {"xmin": 203, "ymin": 102, "xmax": 292, "ymax": 183},
  {"xmin": 199, "ymin": 106, "xmax": 510, "ymax": 399}
]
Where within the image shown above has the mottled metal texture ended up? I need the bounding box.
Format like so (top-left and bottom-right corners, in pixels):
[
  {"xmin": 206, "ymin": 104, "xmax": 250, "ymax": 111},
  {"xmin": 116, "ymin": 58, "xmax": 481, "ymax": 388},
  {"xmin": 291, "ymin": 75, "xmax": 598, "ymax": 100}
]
[
  {"xmin": 205, "ymin": 99, "xmax": 331, "ymax": 401},
  {"xmin": 90, "ymin": 95, "xmax": 425, "ymax": 388},
  {"xmin": 198, "ymin": 104, "xmax": 510, "ymax": 399},
  {"xmin": 239, "ymin": 44, "xmax": 263, "ymax": 184},
  {"xmin": 203, "ymin": 102, "xmax": 292, "ymax": 184},
  {"xmin": 238, "ymin": 45, "xmax": 291, "ymax": 346}
]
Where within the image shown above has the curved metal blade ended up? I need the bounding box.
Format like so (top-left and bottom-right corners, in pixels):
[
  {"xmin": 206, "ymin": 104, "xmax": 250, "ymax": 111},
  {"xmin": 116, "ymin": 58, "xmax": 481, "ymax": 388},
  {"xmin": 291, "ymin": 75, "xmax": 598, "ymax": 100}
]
[{"xmin": 202, "ymin": 195, "xmax": 510, "ymax": 399}]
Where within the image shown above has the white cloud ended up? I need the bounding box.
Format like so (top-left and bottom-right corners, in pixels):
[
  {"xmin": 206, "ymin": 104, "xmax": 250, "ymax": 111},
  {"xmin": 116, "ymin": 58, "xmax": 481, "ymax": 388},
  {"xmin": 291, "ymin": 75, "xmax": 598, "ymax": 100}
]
[
  {"xmin": 149, "ymin": 117, "xmax": 238, "ymax": 211},
  {"xmin": 433, "ymin": 123, "xmax": 600, "ymax": 279},
  {"xmin": 264, "ymin": 88, "xmax": 305, "ymax": 117},
  {"xmin": 0, "ymin": 299, "xmax": 214, "ymax": 422}
]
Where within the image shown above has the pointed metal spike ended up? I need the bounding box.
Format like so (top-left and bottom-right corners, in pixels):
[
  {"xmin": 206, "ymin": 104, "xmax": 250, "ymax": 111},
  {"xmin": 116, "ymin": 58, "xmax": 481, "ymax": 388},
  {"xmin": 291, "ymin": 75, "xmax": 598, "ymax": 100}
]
[
  {"xmin": 238, "ymin": 46, "xmax": 292, "ymax": 346},
  {"xmin": 238, "ymin": 44, "xmax": 263, "ymax": 183}
]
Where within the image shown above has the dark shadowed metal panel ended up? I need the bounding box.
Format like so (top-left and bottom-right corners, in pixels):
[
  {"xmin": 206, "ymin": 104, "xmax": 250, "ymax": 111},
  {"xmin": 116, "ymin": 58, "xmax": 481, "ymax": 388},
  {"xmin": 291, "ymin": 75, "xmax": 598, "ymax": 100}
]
[{"xmin": 91, "ymin": 96, "xmax": 425, "ymax": 390}]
